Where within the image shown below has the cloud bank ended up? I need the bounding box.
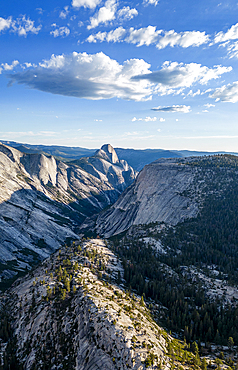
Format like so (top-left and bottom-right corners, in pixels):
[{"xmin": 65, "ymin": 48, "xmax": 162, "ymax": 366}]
[
  {"xmin": 7, "ymin": 53, "xmax": 232, "ymax": 101},
  {"xmin": 133, "ymin": 61, "xmax": 231, "ymax": 95},
  {"xmin": 87, "ymin": 26, "xmax": 210, "ymax": 49},
  {"xmin": 8, "ymin": 52, "xmax": 152, "ymax": 101}
]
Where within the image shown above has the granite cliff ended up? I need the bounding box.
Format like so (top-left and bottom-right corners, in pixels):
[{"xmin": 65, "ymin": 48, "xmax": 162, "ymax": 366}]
[
  {"xmin": 71, "ymin": 144, "xmax": 137, "ymax": 192},
  {"xmin": 82, "ymin": 155, "xmax": 237, "ymax": 238},
  {"xmin": 81, "ymin": 158, "xmax": 199, "ymax": 237},
  {"xmin": 0, "ymin": 143, "xmax": 137, "ymax": 286}
]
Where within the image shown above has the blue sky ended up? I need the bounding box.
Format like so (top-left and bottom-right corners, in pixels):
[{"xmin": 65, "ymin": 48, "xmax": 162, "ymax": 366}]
[{"xmin": 1, "ymin": 0, "xmax": 238, "ymax": 151}]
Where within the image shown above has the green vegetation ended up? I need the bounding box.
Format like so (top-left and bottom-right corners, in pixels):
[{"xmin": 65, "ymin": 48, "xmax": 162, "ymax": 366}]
[
  {"xmin": 0, "ymin": 308, "xmax": 23, "ymax": 370},
  {"xmin": 110, "ymin": 155, "xmax": 238, "ymax": 346}
]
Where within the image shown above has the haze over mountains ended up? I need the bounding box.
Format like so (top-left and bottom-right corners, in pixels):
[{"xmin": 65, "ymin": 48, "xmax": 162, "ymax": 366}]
[{"xmin": 2, "ymin": 140, "xmax": 238, "ymax": 171}]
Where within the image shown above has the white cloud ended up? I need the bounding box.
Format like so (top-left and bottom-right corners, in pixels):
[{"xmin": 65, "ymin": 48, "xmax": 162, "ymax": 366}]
[
  {"xmin": 36, "ymin": 8, "xmax": 44, "ymax": 15},
  {"xmin": 133, "ymin": 61, "xmax": 232, "ymax": 95},
  {"xmin": 214, "ymin": 22, "xmax": 238, "ymax": 43},
  {"xmin": 87, "ymin": 32, "xmax": 105, "ymax": 43},
  {"xmin": 201, "ymin": 88, "xmax": 212, "ymax": 95},
  {"xmin": 86, "ymin": 25, "xmax": 210, "ymax": 49},
  {"xmin": 145, "ymin": 116, "xmax": 157, "ymax": 121},
  {"xmin": 0, "ymin": 17, "xmax": 12, "ymax": 32},
  {"xmin": 9, "ymin": 52, "xmax": 152, "ymax": 101},
  {"xmin": 11, "ymin": 15, "xmax": 42, "ymax": 36},
  {"xmin": 59, "ymin": 6, "xmax": 69, "ymax": 19},
  {"xmin": 124, "ymin": 27, "xmax": 209, "ymax": 49},
  {"xmin": 50, "ymin": 26, "xmax": 70, "ymax": 38},
  {"xmin": 187, "ymin": 89, "xmax": 201, "ymax": 97},
  {"xmin": 72, "ymin": 0, "xmax": 101, "ymax": 9},
  {"xmin": 8, "ymin": 53, "xmax": 233, "ymax": 102},
  {"xmin": 126, "ymin": 26, "xmax": 162, "ymax": 46},
  {"xmin": 102, "ymin": 26, "xmax": 125, "ymax": 41},
  {"xmin": 117, "ymin": 6, "xmax": 138, "ymax": 21},
  {"xmin": 152, "ymin": 105, "xmax": 191, "ymax": 113},
  {"xmin": 156, "ymin": 30, "xmax": 209, "ymax": 49},
  {"xmin": 87, "ymin": 0, "xmax": 118, "ymax": 29},
  {"xmin": 0, "ymin": 15, "xmax": 41, "ymax": 36},
  {"xmin": 132, "ymin": 116, "xmax": 157, "ymax": 122},
  {"xmin": 213, "ymin": 23, "xmax": 238, "ymax": 59},
  {"xmin": 1, "ymin": 60, "xmax": 19, "ymax": 71},
  {"xmin": 204, "ymin": 103, "xmax": 215, "ymax": 108},
  {"xmin": 87, "ymin": 26, "xmax": 126, "ymax": 43},
  {"xmin": 209, "ymin": 81, "xmax": 238, "ymax": 103},
  {"xmin": 226, "ymin": 41, "xmax": 238, "ymax": 59},
  {"xmin": 159, "ymin": 117, "xmax": 165, "ymax": 122},
  {"xmin": 24, "ymin": 62, "xmax": 32, "ymax": 68},
  {"xmin": 0, "ymin": 60, "xmax": 19, "ymax": 74},
  {"xmin": 143, "ymin": 0, "xmax": 159, "ymax": 6}
]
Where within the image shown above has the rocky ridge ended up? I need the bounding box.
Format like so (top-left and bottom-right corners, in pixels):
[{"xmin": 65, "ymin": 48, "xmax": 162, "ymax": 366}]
[
  {"xmin": 1, "ymin": 238, "xmax": 178, "ymax": 370},
  {"xmin": 0, "ymin": 143, "xmax": 137, "ymax": 286}
]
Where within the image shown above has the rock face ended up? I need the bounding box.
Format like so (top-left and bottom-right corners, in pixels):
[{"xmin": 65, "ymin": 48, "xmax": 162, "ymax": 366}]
[
  {"xmin": 2, "ymin": 238, "xmax": 170, "ymax": 370},
  {"xmin": 0, "ymin": 143, "xmax": 137, "ymax": 285},
  {"xmin": 72, "ymin": 144, "xmax": 137, "ymax": 192},
  {"xmin": 88, "ymin": 158, "xmax": 200, "ymax": 238}
]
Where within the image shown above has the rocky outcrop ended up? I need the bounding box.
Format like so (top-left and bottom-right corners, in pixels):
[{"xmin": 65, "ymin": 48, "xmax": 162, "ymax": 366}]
[
  {"xmin": 3, "ymin": 239, "xmax": 170, "ymax": 370},
  {"xmin": 87, "ymin": 158, "xmax": 200, "ymax": 237},
  {"xmin": 72, "ymin": 144, "xmax": 137, "ymax": 192},
  {"xmin": 0, "ymin": 143, "xmax": 137, "ymax": 285}
]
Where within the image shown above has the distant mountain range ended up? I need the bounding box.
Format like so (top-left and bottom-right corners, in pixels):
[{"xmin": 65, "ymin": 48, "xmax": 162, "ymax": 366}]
[{"xmin": 2, "ymin": 140, "xmax": 237, "ymax": 171}]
